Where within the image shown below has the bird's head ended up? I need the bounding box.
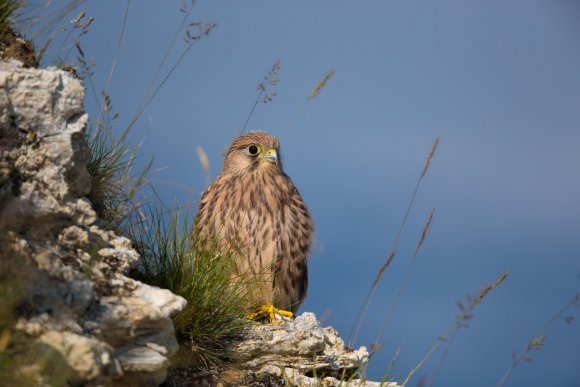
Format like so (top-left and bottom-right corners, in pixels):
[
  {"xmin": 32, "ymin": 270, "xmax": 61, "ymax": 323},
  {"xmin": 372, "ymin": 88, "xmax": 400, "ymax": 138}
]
[{"xmin": 223, "ymin": 131, "xmax": 283, "ymax": 176}]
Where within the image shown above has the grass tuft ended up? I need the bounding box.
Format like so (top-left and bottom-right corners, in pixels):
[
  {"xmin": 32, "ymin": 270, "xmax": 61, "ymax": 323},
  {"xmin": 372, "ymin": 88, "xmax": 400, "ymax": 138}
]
[
  {"xmin": 0, "ymin": 0, "xmax": 39, "ymax": 67},
  {"xmin": 85, "ymin": 119, "xmax": 149, "ymax": 227},
  {"xmin": 128, "ymin": 201, "xmax": 257, "ymax": 371},
  {"xmin": 0, "ymin": 0, "xmax": 22, "ymax": 32}
]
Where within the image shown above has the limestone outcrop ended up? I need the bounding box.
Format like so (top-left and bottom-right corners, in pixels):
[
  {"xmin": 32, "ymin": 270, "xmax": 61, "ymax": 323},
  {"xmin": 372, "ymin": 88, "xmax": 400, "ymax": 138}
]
[
  {"xmin": 0, "ymin": 60, "xmax": 186, "ymax": 386},
  {"xmin": 229, "ymin": 312, "xmax": 399, "ymax": 386}
]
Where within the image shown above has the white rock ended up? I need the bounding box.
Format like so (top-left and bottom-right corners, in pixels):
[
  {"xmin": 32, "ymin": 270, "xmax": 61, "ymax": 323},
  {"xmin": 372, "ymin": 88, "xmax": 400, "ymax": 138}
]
[
  {"xmin": 230, "ymin": 312, "xmax": 397, "ymax": 386},
  {"xmin": 0, "ymin": 61, "xmax": 186, "ymax": 386},
  {"xmin": 115, "ymin": 345, "xmax": 169, "ymax": 372},
  {"xmin": 137, "ymin": 282, "xmax": 187, "ymax": 318}
]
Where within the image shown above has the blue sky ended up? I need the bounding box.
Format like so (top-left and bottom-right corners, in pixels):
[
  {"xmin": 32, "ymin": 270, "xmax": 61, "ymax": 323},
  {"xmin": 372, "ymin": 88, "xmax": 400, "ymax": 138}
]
[{"xmin": 31, "ymin": 1, "xmax": 580, "ymax": 385}]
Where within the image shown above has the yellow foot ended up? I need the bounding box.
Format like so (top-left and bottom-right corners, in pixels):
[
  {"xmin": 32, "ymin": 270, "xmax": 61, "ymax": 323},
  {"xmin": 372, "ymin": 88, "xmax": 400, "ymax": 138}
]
[{"xmin": 246, "ymin": 304, "xmax": 293, "ymax": 323}]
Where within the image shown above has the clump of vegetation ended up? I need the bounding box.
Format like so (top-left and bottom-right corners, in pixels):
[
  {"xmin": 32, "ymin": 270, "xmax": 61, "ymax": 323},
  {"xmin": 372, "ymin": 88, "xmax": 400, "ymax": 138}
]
[
  {"xmin": 0, "ymin": 0, "xmax": 39, "ymax": 67},
  {"xmin": 85, "ymin": 119, "xmax": 148, "ymax": 227},
  {"xmin": 0, "ymin": 0, "xmax": 21, "ymax": 30},
  {"xmin": 128, "ymin": 202, "xmax": 257, "ymax": 370}
]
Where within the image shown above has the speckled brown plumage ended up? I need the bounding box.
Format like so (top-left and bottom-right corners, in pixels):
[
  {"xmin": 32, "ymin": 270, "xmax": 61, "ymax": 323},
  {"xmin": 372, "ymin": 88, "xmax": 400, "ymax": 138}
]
[{"xmin": 193, "ymin": 132, "xmax": 313, "ymax": 313}]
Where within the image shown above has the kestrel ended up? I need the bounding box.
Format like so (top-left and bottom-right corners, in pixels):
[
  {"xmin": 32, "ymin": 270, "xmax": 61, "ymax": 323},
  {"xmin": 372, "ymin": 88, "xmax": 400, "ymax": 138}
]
[{"xmin": 193, "ymin": 131, "xmax": 313, "ymax": 320}]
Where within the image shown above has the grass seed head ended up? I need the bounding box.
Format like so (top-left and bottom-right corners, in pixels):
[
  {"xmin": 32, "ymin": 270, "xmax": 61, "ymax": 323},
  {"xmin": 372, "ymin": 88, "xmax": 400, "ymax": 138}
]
[
  {"xmin": 421, "ymin": 137, "xmax": 440, "ymax": 178},
  {"xmin": 308, "ymin": 69, "xmax": 335, "ymax": 100}
]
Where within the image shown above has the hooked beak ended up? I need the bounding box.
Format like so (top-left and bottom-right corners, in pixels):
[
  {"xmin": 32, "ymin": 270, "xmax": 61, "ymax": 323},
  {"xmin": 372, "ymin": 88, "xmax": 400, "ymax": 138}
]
[{"xmin": 264, "ymin": 148, "xmax": 278, "ymax": 164}]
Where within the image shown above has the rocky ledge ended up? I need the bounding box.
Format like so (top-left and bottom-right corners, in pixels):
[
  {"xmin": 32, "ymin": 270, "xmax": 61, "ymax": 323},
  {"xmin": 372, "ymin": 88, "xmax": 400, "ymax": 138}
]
[{"xmin": 230, "ymin": 312, "xmax": 398, "ymax": 387}]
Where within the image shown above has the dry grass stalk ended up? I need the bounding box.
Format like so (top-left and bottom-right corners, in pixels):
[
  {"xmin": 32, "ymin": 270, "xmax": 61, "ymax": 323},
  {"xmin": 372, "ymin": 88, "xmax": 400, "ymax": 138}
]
[
  {"xmin": 373, "ymin": 210, "xmax": 436, "ymax": 351},
  {"xmin": 403, "ymin": 272, "xmax": 510, "ymax": 386},
  {"xmin": 282, "ymin": 68, "xmax": 336, "ymax": 136},
  {"xmin": 36, "ymin": 36, "xmax": 52, "ymax": 62},
  {"xmin": 421, "ymin": 137, "xmax": 439, "ymax": 178},
  {"xmin": 195, "ymin": 145, "xmax": 210, "ymax": 174},
  {"xmin": 126, "ymin": 2, "xmax": 216, "ymax": 134},
  {"xmin": 381, "ymin": 345, "xmax": 401, "ymax": 383},
  {"xmin": 348, "ymin": 249, "xmax": 396, "ymax": 348},
  {"xmin": 195, "ymin": 145, "xmax": 211, "ymax": 186},
  {"xmin": 372, "ymin": 250, "xmax": 397, "ymax": 289},
  {"xmin": 241, "ymin": 59, "xmax": 281, "ymax": 133},
  {"xmin": 308, "ymin": 69, "xmax": 335, "ymax": 100},
  {"xmin": 416, "ymin": 210, "xmax": 434, "ymax": 254},
  {"xmin": 95, "ymin": 0, "xmax": 130, "ymax": 128},
  {"xmin": 349, "ymin": 138, "xmax": 441, "ymax": 347},
  {"xmin": 496, "ymin": 293, "xmax": 580, "ymax": 387},
  {"xmin": 474, "ymin": 272, "xmax": 508, "ymax": 306}
]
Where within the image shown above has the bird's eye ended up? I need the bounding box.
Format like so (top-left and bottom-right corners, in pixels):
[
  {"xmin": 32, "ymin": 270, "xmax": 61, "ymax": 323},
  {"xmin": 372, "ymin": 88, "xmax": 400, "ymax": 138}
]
[{"xmin": 248, "ymin": 144, "xmax": 260, "ymax": 155}]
